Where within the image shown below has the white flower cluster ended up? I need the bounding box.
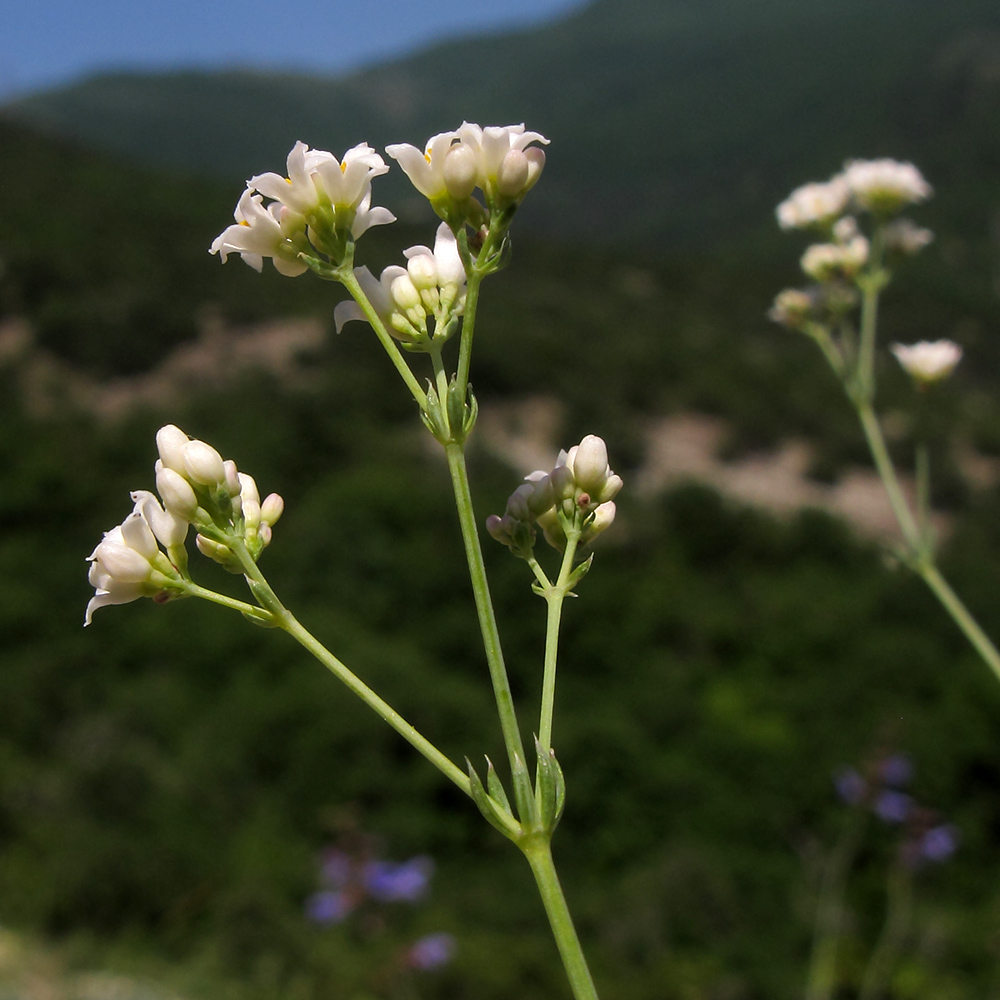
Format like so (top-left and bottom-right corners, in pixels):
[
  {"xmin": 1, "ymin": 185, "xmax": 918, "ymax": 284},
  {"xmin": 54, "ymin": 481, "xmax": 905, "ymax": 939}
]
[
  {"xmin": 890, "ymin": 340, "xmax": 963, "ymax": 385},
  {"xmin": 388, "ymin": 122, "xmax": 549, "ymax": 216},
  {"xmin": 211, "ymin": 141, "xmax": 395, "ymax": 274},
  {"xmin": 334, "ymin": 223, "xmax": 467, "ymax": 346},
  {"xmin": 210, "ymin": 123, "xmax": 549, "ymax": 280},
  {"xmin": 776, "ymin": 158, "xmax": 932, "ymax": 230},
  {"xmin": 487, "ymin": 435, "xmax": 622, "ymax": 558},
  {"xmin": 85, "ymin": 426, "xmax": 284, "ymax": 624},
  {"xmin": 86, "ymin": 491, "xmax": 189, "ymax": 625}
]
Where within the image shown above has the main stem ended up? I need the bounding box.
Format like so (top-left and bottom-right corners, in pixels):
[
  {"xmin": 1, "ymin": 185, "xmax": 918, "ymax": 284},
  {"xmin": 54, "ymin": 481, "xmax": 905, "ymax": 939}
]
[
  {"xmin": 523, "ymin": 839, "xmax": 601, "ymax": 1000},
  {"xmin": 444, "ymin": 441, "xmax": 527, "ymax": 773}
]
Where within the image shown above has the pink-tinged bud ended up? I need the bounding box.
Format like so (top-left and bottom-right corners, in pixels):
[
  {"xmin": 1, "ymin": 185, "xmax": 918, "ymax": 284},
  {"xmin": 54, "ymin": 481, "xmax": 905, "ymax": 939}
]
[
  {"xmin": 506, "ymin": 483, "xmax": 533, "ymax": 521},
  {"xmin": 156, "ymin": 424, "xmax": 190, "ymax": 474},
  {"xmin": 496, "ymin": 148, "xmax": 530, "ymax": 199},
  {"xmin": 261, "ymin": 493, "xmax": 284, "ymax": 525},
  {"xmin": 182, "ymin": 440, "xmax": 226, "ymax": 487},
  {"xmin": 443, "ymin": 144, "xmax": 478, "ymax": 200},
  {"xmin": 259, "ymin": 524, "xmax": 273, "ymax": 547},
  {"xmin": 486, "ymin": 514, "xmax": 506, "ymax": 542},
  {"xmin": 155, "ymin": 461, "xmax": 199, "ymax": 519},
  {"xmin": 572, "ymin": 435, "xmax": 610, "ymax": 494}
]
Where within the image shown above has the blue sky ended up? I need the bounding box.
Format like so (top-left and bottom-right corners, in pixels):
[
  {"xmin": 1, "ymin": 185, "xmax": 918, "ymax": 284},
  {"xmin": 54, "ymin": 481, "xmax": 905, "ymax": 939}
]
[{"xmin": 0, "ymin": 0, "xmax": 586, "ymax": 100}]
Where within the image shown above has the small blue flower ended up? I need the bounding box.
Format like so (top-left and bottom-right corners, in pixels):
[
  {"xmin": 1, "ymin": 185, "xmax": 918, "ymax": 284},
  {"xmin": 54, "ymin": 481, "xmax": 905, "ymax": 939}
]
[
  {"xmin": 878, "ymin": 753, "xmax": 913, "ymax": 788},
  {"xmin": 921, "ymin": 823, "xmax": 959, "ymax": 863},
  {"xmin": 305, "ymin": 890, "xmax": 353, "ymax": 925},
  {"xmin": 874, "ymin": 789, "xmax": 913, "ymax": 824},
  {"xmin": 365, "ymin": 856, "xmax": 434, "ymax": 903},
  {"xmin": 407, "ymin": 932, "xmax": 456, "ymax": 971}
]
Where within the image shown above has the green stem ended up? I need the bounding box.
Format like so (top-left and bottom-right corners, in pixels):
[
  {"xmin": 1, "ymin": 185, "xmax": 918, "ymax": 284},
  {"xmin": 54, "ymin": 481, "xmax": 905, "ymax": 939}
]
[
  {"xmin": 185, "ymin": 582, "xmax": 275, "ymax": 623},
  {"xmin": 339, "ymin": 268, "xmax": 427, "ymax": 409},
  {"xmin": 539, "ymin": 534, "xmax": 580, "ymax": 753},
  {"xmin": 856, "ymin": 402, "xmax": 922, "ymax": 550},
  {"xmin": 917, "ymin": 562, "xmax": 1000, "ymax": 686},
  {"xmin": 226, "ymin": 539, "xmax": 470, "ymax": 795},
  {"xmin": 444, "ymin": 442, "xmax": 528, "ymax": 774},
  {"xmin": 457, "ymin": 269, "xmax": 482, "ymax": 392},
  {"xmin": 523, "ymin": 839, "xmax": 600, "ymax": 1000},
  {"xmin": 805, "ymin": 806, "xmax": 867, "ymax": 1000},
  {"xmin": 857, "ymin": 865, "xmax": 913, "ymax": 1000},
  {"xmin": 857, "ymin": 226, "xmax": 886, "ymax": 401}
]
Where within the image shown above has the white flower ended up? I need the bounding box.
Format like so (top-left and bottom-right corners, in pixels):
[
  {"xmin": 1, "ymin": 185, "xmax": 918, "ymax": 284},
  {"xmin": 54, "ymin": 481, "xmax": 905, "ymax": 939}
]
[
  {"xmin": 210, "ymin": 188, "xmax": 310, "ymax": 276},
  {"xmin": 776, "ymin": 178, "xmax": 850, "ymax": 230},
  {"xmin": 85, "ymin": 498, "xmax": 185, "ymax": 625},
  {"xmin": 250, "ymin": 140, "xmax": 393, "ymax": 234},
  {"xmin": 455, "ymin": 122, "xmax": 549, "ymax": 204},
  {"xmin": 768, "ymin": 288, "xmax": 816, "ymax": 328},
  {"xmin": 883, "ymin": 217, "xmax": 934, "ymax": 255},
  {"xmin": 386, "ymin": 129, "xmax": 463, "ymax": 201},
  {"xmin": 800, "ymin": 236, "xmax": 869, "ymax": 281},
  {"xmin": 891, "ymin": 340, "xmax": 962, "ymax": 383},
  {"xmin": 841, "ymin": 159, "xmax": 932, "ymax": 214}
]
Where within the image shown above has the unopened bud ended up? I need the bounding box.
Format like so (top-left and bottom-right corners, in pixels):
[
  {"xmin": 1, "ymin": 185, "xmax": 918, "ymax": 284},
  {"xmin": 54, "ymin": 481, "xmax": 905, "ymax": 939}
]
[
  {"xmin": 156, "ymin": 424, "xmax": 190, "ymax": 474},
  {"xmin": 183, "ymin": 440, "xmax": 226, "ymax": 487},
  {"xmin": 155, "ymin": 461, "xmax": 199, "ymax": 519},
  {"xmin": 261, "ymin": 493, "xmax": 284, "ymax": 525},
  {"xmin": 407, "ymin": 253, "xmax": 438, "ymax": 290},
  {"xmin": 391, "ymin": 274, "xmax": 423, "ymax": 312},
  {"xmin": 443, "ymin": 144, "xmax": 478, "ymax": 200},
  {"xmin": 572, "ymin": 435, "xmax": 611, "ymax": 495},
  {"xmin": 496, "ymin": 149, "xmax": 530, "ymax": 199}
]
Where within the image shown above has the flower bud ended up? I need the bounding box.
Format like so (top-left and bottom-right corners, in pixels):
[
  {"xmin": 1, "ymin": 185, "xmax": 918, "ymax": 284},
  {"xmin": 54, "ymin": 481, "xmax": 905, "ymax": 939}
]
[
  {"xmin": 496, "ymin": 148, "xmax": 530, "ymax": 199},
  {"xmin": 156, "ymin": 424, "xmax": 190, "ymax": 474},
  {"xmin": 443, "ymin": 144, "xmax": 478, "ymax": 200},
  {"xmin": 183, "ymin": 439, "xmax": 227, "ymax": 487},
  {"xmin": 406, "ymin": 252, "xmax": 439, "ymax": 291},
  {"xmin": 891, "ymin": 340, "xmax": 962, "ymax": 384},
  {"xmin": 155, "ymin": 461, "xmax": 199, "ymax": 520},
  {"xmin": 223, "ymin": 460, "xmax": 242, "ymax": 497},
  {"xmin": 572, "ymin": 435, "xmax": 611, "ymax": 495},
  {"xmin": 390, "ymin": 273, "xmax": 423, "ymax": 312},
  {"xmin": 261, "ymin": 492, "xmax": 284, "ymax": 525}
]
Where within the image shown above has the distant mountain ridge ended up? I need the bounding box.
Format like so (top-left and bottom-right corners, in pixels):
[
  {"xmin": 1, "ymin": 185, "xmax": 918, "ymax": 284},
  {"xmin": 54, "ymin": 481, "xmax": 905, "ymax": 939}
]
[{"xmin": 4, "ymin": 0, "xmax": 1000, "ymax": 251}]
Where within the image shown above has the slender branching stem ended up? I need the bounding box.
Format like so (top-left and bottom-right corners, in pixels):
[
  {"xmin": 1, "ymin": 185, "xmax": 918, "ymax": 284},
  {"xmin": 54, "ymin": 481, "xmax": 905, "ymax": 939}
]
[
  {"xmin": 339, "ymin": 267, "xmax": 428, "ymax": 409},
  {"xmin": 220, "ymin": 537, "xmax": 470, "ymax": 794},
  {"xmin": 538, "ymin": 532, "xmax": 581, "ymax": 753}
]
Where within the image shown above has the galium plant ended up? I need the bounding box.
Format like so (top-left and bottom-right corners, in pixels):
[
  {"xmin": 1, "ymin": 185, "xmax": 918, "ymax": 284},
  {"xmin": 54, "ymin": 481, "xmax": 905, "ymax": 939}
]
[
  {"xmin": 770, "ymin": 158, "xmax": 1000, "ymax": 684},
  {"xmin": 87, "ymin": 123, "xmax": 606, "ymax": 1000}
]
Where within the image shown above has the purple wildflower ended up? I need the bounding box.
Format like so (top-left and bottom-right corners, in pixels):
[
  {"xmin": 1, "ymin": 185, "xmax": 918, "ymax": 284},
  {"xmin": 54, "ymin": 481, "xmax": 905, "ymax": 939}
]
[
  {"xmin": 833, "ymin": 766, "xmax": 867, "ymax": 805},
  {"xmin": 407, "ymin": 932, "xmax": 456, "ymax": 971},
  {"xmin": 878, "ymin": 753, "xmax": 913, "ymax": 788},
  {"xmin": 874, "ymin": 789, "xmax": 913, "ymax": 824},
  {"xmin": 921, "ymin": 823, "xmax": 959, "ymax": 863},
  {"xmin": 365, "ymin": 856, "xmax": 434, "ymax": 903},
  {"xmin": 305, "ymin": 889, "xmax": 353, "ymax": 925}
]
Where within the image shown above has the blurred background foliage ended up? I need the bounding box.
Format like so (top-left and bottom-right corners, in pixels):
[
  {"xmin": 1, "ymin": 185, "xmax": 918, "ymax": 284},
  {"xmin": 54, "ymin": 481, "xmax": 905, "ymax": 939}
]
[{"xmin": 3, "ymin": 0, "xmax": 1000, "ymax": 996}]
